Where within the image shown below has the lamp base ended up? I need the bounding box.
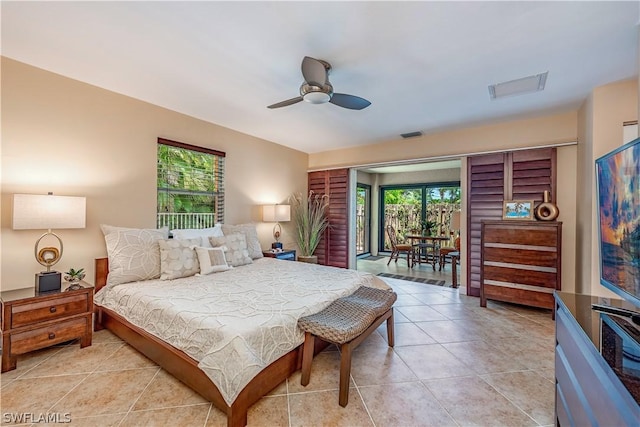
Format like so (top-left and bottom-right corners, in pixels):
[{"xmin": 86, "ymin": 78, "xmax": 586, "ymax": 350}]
[
  {"xmin": 271, "ymin": 242, "xmax": 283, "ymax": 250},
  {"xmin": 35, "ymin": 271, "xmax": 61, "ymax": 293}
]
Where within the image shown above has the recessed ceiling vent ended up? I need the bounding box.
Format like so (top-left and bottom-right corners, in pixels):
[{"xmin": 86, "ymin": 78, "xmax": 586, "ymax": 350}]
[
  {"xmin": 488, "ymin": 72, "xmax": 548, "ymax": 100},
  {"xmin": 401, "ymin": 131, "xmax": 423, "ymax": 139}
]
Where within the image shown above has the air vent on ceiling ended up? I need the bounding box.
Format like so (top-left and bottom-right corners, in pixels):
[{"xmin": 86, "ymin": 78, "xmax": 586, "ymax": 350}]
[
  {"xmin": 401, "ymin": 131, "xmax": 423, "ymax": 139},
  {"xmin": 488, "ymin": 72, "xmax": 548, "ymax": 100}
]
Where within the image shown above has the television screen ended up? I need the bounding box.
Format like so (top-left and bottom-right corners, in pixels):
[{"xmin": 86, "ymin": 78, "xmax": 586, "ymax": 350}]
[{"xmin": 596, "ymin": 137, "xmax": 640, "ymax": 308}]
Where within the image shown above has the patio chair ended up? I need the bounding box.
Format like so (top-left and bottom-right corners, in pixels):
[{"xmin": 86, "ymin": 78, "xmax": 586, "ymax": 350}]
[
  {"xmin": 439, "ymin": 236, "xmax": 461, "ymax": 271},
  {"xmin": 386, "ymin": 225, "xmax": 414, "ymax": 266}
]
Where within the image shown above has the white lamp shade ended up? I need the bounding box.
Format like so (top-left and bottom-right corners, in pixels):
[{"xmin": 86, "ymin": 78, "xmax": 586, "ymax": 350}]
[
  {"xmin": 451, "ymin": 211, "xmax": 461, "ymax": 230},
  {"xmin": 13, "ymin": 194, "xmax": 86, "ymax": 230},
  {"xmin": 262, "ymin": 204, "xmax": 291, "ymax": 222}
]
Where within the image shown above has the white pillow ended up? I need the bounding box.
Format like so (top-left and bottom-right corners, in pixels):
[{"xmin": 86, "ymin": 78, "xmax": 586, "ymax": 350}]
[
  {"xmin": 195, "ymin": 246, "xmax": 232, "ymax": 275},
  {"xmin": 210, "ymin": 233, "xmax": 253, "ymax": 267},
  {"xmin": 158, "ymin": 238, "xmax": 201, "ymax": 280},
  {"xmin": 101, "ymin": 224, "xmax": 169, "ymax": 239},
  {"xmin": 221, "ymin": 224, "xmax": 262, "ymax": 259},
  {"xmin": 103, "ymin": 228, "xmax": 167, "ymax": 285},
  {"xmin": 170, "ymin": 225, "xmax": 224, "ymax": 248}
]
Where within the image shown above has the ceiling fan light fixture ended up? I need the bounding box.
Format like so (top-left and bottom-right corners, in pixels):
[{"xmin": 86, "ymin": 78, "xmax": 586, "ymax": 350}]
[{"xmin": 303, "ymin": 92, "xmax": 331, "ymax": 104}]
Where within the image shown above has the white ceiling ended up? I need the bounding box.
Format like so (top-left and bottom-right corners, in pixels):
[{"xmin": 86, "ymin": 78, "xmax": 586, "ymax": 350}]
[{"xmin": 2, "ymin": 1, "xmax": 639, "ymax": 154}]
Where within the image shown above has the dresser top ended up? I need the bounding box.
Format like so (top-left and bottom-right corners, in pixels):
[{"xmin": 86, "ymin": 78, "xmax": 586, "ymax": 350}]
[{"xmin": 1, "ymin": 281, "xmax": 93, "ymax": 303}]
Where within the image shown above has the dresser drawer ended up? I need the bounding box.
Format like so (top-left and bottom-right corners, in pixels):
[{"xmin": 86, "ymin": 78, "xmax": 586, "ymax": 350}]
[
  {"xmin": 10, "ymin": 293, "xmax": 90, "ymax": 329},
  {"xmin": 10, "ymin": 317, "xmax": 88, "ymax": 354}
]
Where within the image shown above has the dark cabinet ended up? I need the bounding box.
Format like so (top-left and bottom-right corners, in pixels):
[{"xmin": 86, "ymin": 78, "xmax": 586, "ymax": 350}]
[{"xmin": 480, "ymin": 220, "xmax": 561, "ymax": 314}]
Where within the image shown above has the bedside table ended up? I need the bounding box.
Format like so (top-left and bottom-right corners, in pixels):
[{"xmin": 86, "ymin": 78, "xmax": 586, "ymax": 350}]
[
  {"xmin": 262, "ymin": 249, "xmax": 296, "ymax": 261},
  {"xmin": 1, "ymin": 281, "xmax": 94, "ymax": 372}
]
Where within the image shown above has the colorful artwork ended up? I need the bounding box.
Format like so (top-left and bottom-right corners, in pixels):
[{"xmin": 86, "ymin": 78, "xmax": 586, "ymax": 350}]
[
  {"xmin": 502, "ymin": 200, "xmax": 533, "ymax": 220},
  {"xmin": 597, "ymin": 138, "xmax": 640, "ymax": 302}
]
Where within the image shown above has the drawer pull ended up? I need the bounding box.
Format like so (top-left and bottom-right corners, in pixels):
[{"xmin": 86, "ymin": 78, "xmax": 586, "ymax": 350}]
[
  {"xmin": 48, "ymin": 332, "xmax": 56, "ymax": 340},
  {"xmin": 50, "ymin": 306, "xmax": 57, "ymax": 313}
]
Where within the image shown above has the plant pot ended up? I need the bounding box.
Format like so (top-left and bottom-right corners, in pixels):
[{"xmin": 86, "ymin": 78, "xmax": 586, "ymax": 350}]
[
  {"xmin": 297, "ymin": 255, "xmax": 318, "ymax": 264},
  {"xmin": 64, "ymin": 273, "xmax": 85, "ymax": 283}
]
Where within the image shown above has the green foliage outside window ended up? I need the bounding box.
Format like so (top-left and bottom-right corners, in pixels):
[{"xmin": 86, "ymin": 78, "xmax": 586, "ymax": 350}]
[{"xmin": 157, "ymin": 142, "xmax": 225, "ymax": 228}]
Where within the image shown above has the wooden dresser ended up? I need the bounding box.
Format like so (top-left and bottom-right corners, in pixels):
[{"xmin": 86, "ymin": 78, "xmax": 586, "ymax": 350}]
[
  {"xmin": 1, "ymin": 282, "xmax": 93, "ymax": 372},
  {"xmin": 480, "ymin": 220, "xmax": 561, "ymax": 314}
]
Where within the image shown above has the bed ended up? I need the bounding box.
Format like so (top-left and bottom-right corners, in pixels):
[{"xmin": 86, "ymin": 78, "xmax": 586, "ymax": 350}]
[{"xmin": 93, "ymin": 244, "xmax": 387, "ymax": 427}]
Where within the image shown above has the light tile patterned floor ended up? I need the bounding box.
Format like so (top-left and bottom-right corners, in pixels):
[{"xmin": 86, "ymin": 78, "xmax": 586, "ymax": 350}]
[{"xmin": 0, "ymin": 272, "xmax": 555, "ymax": 426}]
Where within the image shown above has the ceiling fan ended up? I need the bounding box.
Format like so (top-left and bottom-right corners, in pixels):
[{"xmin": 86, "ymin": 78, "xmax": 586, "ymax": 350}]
[{"xmin": 267, "ymin": 56, "xmax": 371, "ymax": 110}]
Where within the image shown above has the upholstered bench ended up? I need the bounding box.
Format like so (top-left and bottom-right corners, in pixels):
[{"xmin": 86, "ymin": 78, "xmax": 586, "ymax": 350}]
[{"xmin": 298, "ymin": 286, "xmax": 397, "ymax": 407}]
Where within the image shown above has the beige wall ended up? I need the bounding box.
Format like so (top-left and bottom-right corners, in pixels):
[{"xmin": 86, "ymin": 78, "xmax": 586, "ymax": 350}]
[
  {"xmin": 309, "ymin": 112, "xmax": 577, "ymax": 170},
  {"xmin": 376, "ymin": 168, "xmax": 460, "ymax": 186},
  {"xmin": 1, "ymin": 58, "xmax": 309, "ymax": 291},
  {"xmin": 580, "ymin": 78, "xmax": 638, "ymax": 296}
]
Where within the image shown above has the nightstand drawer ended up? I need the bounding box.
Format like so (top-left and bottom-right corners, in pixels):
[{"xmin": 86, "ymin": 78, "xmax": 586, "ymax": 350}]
[
  {"xmin": 10, "ymin": 293, "xmax": 90, "ymax": 329},
  {"xmin": 11, "ymin": 317, "xmax": 88, "ymax": 354}
]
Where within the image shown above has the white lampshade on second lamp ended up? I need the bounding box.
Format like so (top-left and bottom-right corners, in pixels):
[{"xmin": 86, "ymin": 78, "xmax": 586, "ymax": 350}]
[{"xmin": 262, "ymin": 204, "xmax": 290, "ymax": 248}]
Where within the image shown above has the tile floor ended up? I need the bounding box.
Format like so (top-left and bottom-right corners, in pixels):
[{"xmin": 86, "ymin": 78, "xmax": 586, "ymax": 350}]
[
  {"xmin": 356, "ymin": 254, "xmax": 459, "ymax": 287},
  {"xmin": 0, "ymin": 274, "xmax": 556, "ymax": 427}
]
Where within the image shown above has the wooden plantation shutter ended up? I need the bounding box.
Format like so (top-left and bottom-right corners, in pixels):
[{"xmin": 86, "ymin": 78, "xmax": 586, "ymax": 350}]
[
  {"xmin": 467, "ymin": 153, "xmax": 506, "ymax": 297},
  {"xmin": 308, "ymin": 169, "xmax": 349, "ymax": 268},
  {"xmin": 466, "ymin": 148, "xmax": 556, "ymax": 297},
  {"xmin": 511, "ymin": 149, "xmax": 557, "ymax": 201}
]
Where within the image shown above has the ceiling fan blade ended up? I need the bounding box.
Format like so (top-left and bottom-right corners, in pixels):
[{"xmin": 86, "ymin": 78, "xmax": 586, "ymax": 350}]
[
  {"xmin": 301, "ymin": 56, "xmax": 327, "ymax": 86},
  {"xmin": 329, "ymin": 93, "xmax": 371, "ymax": 110},
  {"xmin": 267, "ymin": 96, "xmax": 303, "ymax": 109}
]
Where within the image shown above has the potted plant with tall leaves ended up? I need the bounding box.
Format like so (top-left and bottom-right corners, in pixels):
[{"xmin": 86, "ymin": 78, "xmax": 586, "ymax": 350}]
[{"xmin": 290, "ymin": 191, "xmax": 329, "ymax": 263}]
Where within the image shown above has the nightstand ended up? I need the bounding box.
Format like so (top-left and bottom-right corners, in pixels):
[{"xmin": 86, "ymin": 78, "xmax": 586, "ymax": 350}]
[
  {"xmin": 1, "ymin": 281, "xmax": 94, "ymax": 372},
  {"xmin": 262, "ymin": 249, "xmax": 296, "ymax": 261}
]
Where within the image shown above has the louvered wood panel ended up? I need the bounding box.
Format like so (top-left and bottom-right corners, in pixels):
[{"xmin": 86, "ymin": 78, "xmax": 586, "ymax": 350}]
[
  {"xmin": 308, "ymin": 169, "xmax": 349, "ymax": 268},
  {"xmin": 308, "ymin": 171, "xmax": 328, "ymax": 264},
  {"xmin": 467, "ymin": 153, "xmax": 505, "ymax": 296},
  {"xmin": 327, "ymin": 171, "xmax": 348, "ymax": 267},
  {"xmin": 511, "ymin": 148, "xmax": 556, "ymax": 202}
]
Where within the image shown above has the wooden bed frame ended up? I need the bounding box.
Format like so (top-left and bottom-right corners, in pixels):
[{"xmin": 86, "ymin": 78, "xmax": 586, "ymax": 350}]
[{"xmin": 93, "ymin": 257, "xmax": 327, "ymax": 427}]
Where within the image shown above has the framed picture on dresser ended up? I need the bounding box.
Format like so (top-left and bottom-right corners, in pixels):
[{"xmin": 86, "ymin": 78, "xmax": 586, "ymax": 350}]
[{"xmin": 502, "ymin": 200, "xmax": 534, "ymax": 220}]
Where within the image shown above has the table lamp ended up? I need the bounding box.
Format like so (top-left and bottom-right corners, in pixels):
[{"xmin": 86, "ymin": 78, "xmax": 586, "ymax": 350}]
[
  {"xmin": 262, "ymin": 204, "xmax": 291, "ymax": 249},
  {"xmin": 12, "ymin": 193, "xmax": 86, "ymax": 292}
]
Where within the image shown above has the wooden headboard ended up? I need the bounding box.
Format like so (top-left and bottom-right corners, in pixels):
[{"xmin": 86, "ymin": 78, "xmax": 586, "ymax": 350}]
[{"xmin": 95, "ymin": 257, "xmax": 109, "ymax": 293}]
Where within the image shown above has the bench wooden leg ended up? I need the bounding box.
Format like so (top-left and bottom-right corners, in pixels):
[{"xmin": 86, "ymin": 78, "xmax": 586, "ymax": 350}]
[
  {"xmin": 339, "ymin": 342, "xmax": 352, "ymax": 407},
  {"xmin": 301, "ymin": 332, "xmax": 315, "ymax": 387},
  {"xmin": 386, "ymin": 308, "xmax": 395, "ymax": 347}
]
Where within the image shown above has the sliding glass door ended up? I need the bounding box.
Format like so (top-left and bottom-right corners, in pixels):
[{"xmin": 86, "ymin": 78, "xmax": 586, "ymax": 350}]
[
  {"xmin": 356, "ymin": 184, "xmax": 371, "ymax": 255},
  {"xmin": 379, "ymin": 183, "xmax": 460, "ymax": 252}
]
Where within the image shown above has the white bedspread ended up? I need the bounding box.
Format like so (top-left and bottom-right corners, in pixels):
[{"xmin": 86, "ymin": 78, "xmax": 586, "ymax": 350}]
[{"xmin": 94, "ymin": 257, "xmax": 387, "ymax": 405}]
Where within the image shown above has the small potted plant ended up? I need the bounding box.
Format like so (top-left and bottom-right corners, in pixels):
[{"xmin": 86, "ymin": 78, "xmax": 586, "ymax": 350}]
[
  {"xmin": 64, "ymin": 268, "xmax": 86, "ymax": 284},
  {"xmin": 421, "ymin": 219, "xmax": 437, "ymax": 236}
]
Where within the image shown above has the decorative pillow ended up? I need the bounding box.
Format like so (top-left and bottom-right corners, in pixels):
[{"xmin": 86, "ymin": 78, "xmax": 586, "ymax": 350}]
[
  {"xmin": 158, "ymin": 238, "xmax": 201, "ymax": 280},
  {"xmin": 101, "ymin": 224, "xmax": 169, "ymax": 239},
  {"xmin": 209, "ymin": 233, "xmax": 253, "ymax": 267},
  {"xmin": 195, "ymin": 246, "xmax": 232, "ymax": 275},
  {"xmin": 103, "ymin": 228, "xmax": 167, "ymax": 285},
  {"xmin": 170, "ymin": 225, "xmax": 224, "ymax": 248},
  {"xmin": 221, "ymin": 224, "xmax": 262, "ymax": 259}
]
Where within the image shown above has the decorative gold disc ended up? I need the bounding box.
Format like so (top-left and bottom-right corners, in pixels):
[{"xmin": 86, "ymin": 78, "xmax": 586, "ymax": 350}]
[{"xmin": 37, "ymin": 246, "xmax": 60, "ymax": 267}]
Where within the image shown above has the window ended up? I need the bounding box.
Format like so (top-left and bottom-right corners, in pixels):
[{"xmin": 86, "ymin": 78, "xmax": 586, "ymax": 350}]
[{"xmin": 157, "ymin": 138, "xmax": 225, "ymax": 229}]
